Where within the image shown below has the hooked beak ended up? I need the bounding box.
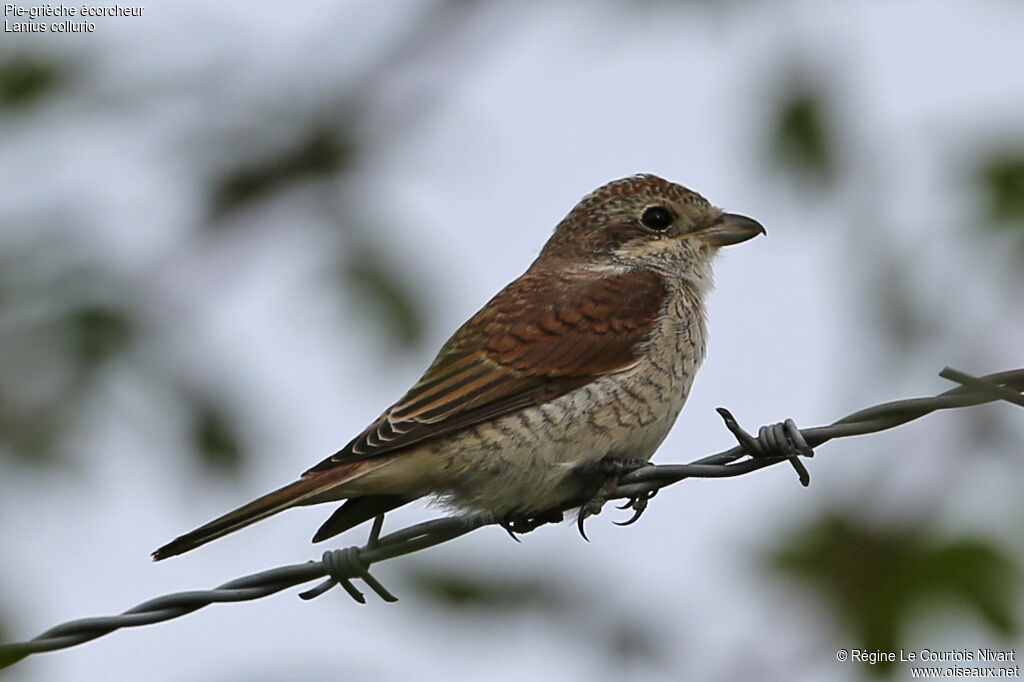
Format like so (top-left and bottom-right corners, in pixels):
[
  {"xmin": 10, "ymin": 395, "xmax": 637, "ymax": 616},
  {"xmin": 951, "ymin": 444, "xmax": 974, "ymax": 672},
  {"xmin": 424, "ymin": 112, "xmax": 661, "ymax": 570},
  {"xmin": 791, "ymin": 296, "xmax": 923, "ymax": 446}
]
[{"xmin": 692, "ymin": 213, "xmax": 766, "ymax": 247}]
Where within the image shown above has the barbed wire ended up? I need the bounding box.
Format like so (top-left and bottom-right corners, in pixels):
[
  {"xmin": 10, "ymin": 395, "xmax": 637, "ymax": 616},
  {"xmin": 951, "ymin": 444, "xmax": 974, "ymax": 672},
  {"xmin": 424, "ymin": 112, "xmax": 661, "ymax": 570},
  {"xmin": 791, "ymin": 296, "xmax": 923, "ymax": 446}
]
[{"xmin": 1, "ymin": 366, "xmax": 1021, "ymax": 670}]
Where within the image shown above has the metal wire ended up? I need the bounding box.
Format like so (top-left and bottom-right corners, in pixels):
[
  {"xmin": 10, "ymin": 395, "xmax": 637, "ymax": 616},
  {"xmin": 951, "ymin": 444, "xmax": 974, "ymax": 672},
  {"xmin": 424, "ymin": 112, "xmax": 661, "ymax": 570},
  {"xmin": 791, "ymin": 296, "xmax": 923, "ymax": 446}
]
[{"xmin": 1, "ymin": 366, "xmax": 1021, "ymax": 671}]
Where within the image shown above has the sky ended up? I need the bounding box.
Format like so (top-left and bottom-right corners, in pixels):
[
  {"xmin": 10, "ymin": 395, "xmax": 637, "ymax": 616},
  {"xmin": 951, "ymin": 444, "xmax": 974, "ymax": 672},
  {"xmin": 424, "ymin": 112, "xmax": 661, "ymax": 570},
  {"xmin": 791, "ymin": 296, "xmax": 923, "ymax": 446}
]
[{"xmin": 2, "ymin": 1, "xmax": 1023, "ymax": 681}]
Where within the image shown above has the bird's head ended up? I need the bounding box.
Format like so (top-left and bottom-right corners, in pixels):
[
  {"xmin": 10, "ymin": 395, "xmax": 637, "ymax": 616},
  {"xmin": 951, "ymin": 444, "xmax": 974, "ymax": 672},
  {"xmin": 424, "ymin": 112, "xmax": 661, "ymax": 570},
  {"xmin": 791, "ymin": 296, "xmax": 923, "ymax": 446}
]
[{"xmin": 537, "ymin": 174, "xmax": 764, "ymax": 289}]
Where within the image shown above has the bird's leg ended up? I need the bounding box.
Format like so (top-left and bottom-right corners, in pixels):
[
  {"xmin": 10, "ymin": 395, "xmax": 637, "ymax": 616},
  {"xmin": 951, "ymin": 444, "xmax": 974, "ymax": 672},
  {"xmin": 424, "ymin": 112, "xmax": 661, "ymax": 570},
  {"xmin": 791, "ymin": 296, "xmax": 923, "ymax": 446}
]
[
  {"xmin": 501, "ymin": 457, "xmax": 655, "ymax": 541},
  {"xmin": 576, "ymin": 457, "xmax": 651, "ymax": 540},
  {"xmin": 367, "ymin": 514, "xmax": 385, "ymax": 547}
]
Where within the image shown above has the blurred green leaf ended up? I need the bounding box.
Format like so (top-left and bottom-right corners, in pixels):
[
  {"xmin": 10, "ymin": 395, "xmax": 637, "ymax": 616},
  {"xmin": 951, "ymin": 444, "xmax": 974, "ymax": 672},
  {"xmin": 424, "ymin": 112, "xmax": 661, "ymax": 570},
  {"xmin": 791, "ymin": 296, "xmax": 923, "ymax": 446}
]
[
  {"xmin": 769, "ymin": 513, "xmax": 1019, "ymax": 677},
  {"xmin": 871, "ymin": 258, "xmax": 938, "ymax": 353},
  {"xmin": 0, "ymin": 403, "xmax": 63, "ymax": 466},
  {"xmin": 342, "ymin": 248, "xmax": 424, "ymax": 349},
  {"xmin": 922, "ymin": 541, "xmax": 1019, "ymax": 635},
  {"xmin": 403, "ymin": 565, "xmax": 666, "ymax": 670},
  {"xmin": 209, "ymin": 128, "xmax": 353, "ymax": 219},
  {"xmin": 771, "ymin": 84, "xmax": 834, "ymax": 183},
  {"xmin": 981, "ymin": 155, "xmax": 1024, "ymax": 225},
  {"xmin": 67, "ymin": 304, "xmax": 134, "ymax": 367},
  {"xmin": 607, "ymin": 620, "xmax": 665, "ymax": 668},
  {"xmin": 404, "ymin": 568, "xmax": 571, "ymax": 611},
  {"xmin": 190, "ymin": 398, "xmax": 245, "ymax": 475},
  {"xmin": 0, "ymin": 58, "xmax": 59, "ymax": 108},
  {"xmin": 0, "ymin": 250, "xmax": 135, "ymax": 465}
]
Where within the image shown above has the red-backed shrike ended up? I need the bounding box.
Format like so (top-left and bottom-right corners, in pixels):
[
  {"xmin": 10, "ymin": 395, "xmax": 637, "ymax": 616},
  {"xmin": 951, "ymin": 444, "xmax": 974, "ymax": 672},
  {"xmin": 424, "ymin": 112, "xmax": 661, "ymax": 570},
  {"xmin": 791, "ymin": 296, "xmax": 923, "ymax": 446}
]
[{"xmin": 154, "ymin": 174, "xmax": 764, "ymax": 560}]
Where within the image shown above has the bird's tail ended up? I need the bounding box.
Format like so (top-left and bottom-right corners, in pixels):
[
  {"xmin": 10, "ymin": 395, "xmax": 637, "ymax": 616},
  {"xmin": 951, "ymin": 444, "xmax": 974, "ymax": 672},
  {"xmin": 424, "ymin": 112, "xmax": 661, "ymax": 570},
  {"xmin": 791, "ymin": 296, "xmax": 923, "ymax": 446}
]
[{"xmin": 152, "ymin": 461, "xmax": 379, "ymax": 561}]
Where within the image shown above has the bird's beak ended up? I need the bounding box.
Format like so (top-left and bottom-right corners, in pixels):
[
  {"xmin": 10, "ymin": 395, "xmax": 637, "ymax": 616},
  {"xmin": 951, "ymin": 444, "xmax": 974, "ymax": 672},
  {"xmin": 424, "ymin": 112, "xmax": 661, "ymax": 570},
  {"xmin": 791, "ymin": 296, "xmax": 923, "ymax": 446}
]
[{"xmin": 691, "ymin": 213, "xmax": 766, "ymax": 247}]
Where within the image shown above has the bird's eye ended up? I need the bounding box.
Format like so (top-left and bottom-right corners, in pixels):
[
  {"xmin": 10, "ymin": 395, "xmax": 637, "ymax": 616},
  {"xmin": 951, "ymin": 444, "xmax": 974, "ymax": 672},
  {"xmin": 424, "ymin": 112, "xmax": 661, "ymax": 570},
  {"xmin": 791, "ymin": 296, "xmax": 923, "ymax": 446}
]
[{"xmin": 640, "ymin": 206, "xmax": 673, "ymax": 231}]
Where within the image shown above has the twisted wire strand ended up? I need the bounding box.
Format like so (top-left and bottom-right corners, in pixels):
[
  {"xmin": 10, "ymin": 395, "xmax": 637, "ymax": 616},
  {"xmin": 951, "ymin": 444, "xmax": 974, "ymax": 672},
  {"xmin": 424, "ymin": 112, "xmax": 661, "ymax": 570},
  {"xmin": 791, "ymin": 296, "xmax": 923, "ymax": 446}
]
[{"xmin": 1, "ymin": 366, "xmax": 1021, "ymax": 670}]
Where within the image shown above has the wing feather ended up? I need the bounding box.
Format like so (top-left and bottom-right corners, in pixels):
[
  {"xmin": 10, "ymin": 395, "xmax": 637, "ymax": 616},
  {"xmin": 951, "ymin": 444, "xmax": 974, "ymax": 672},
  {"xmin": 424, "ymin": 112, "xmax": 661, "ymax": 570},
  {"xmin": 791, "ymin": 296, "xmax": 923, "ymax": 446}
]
[{"xmin": 305, "ymin": 268, "xmax": 666, "ymax": 474}]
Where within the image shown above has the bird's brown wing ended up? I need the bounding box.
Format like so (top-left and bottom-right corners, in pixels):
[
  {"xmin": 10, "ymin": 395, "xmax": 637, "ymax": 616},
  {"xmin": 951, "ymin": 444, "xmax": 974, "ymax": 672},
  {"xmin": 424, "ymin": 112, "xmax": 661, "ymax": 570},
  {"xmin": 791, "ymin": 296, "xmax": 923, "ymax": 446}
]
[
  {"xmin": 152, "ymin": 268, "xmax": 667, "ymax": 559},
  {"xmin": 305, "ymin": 268, "xmax": 666, "ymax": 474}
]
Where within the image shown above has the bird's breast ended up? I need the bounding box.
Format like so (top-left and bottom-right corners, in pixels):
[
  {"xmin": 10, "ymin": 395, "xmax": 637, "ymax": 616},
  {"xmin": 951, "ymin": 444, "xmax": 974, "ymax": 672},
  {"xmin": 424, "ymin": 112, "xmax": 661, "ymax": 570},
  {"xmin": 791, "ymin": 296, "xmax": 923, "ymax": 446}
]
[{"xmin": 426, "ymin": 283, "xmax": 708, "ymax": 514}]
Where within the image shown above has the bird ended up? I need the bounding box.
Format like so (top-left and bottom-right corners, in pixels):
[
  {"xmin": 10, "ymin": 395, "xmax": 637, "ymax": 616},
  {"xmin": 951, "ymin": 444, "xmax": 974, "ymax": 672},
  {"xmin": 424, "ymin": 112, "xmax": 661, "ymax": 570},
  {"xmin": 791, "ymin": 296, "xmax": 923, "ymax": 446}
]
[{"xmin": 152, "ymin": 174, "xmax": 764, "ymax": 560}]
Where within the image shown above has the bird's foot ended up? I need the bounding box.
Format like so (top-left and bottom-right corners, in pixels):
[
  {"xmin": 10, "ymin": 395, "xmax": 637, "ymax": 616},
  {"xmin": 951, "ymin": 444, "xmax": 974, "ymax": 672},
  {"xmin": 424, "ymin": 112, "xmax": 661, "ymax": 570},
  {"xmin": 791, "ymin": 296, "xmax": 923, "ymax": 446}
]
[
  {"xmin": 613, "ymin": 489, "xmax": 658, "ymax": 527},
  {"xmin": 576, "ymin": 457, "xmax": 651, "ymax": 540},
  {"xmin": 500, "ymin": 509, "xmax": 564, "ymax": 541}
]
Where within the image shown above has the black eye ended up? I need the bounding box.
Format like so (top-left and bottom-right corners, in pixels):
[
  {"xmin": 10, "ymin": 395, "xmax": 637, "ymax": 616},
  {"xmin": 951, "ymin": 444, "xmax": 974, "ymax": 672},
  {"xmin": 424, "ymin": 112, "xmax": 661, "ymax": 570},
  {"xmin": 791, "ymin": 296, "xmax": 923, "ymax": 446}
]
[{"xmin": 640, "ymin": 206, "xmax": 673, "ymax": 231}]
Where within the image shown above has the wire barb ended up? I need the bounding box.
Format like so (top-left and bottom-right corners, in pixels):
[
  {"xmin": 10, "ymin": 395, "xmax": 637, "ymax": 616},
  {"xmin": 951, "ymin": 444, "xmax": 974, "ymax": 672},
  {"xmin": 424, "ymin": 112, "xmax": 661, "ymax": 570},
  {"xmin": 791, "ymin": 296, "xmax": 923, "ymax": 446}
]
[
  {"xmin": 298, "ymin": 516, "xmax": 398, "ymax": 603},
  {"xmin": 940, "ymin": 367, "xmax": 1024, "ymax": 409},
  {"xmin": 298, "ymin": 547, "xmax": 398, "ymax": 603},
  {"xmin": 716, "ymin": 408, "xmax": 813, "ymax": 486},
  {"xmin": 1, "ymin": 366, "xmax": 1022, "ymax": 671}
]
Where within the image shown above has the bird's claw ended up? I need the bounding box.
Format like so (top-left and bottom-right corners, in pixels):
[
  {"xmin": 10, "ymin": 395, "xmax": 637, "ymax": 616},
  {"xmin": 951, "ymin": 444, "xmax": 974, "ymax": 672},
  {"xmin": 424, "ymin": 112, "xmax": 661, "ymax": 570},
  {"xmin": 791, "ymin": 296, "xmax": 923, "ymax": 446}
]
[
  {"xmin": 500, "ymin": 523, "xmax": 522, "ymax": 543},
  {"xmin": 575, "ymin": 467, "xmax": 634, "ymax": 540},
  {"xmin": 613, "ymin": 490, "xmax": 657, "ymax": 527},
  {"xmin": 500, "ymin": 510, "xmax": 564, "ymax": 541},
  {"xmin": 575, "ymin": 498, "xmax": 606, "ymax": 541}
]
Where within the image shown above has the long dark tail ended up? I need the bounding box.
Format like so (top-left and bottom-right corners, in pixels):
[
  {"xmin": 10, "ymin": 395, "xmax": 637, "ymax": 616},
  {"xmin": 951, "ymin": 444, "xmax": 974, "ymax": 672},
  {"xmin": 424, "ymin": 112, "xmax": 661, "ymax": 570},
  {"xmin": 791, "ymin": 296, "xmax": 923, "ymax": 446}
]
[{"xmin": 152, "ymin": 462, "xmax": 376, "ymax": 561}]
